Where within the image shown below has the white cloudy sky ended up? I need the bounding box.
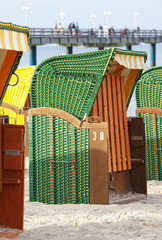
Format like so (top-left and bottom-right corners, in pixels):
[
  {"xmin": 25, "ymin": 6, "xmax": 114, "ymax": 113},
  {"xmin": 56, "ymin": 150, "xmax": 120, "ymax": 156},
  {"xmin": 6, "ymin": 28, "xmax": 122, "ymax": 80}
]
[{"xmin": 1, "ymin": 0, "xmax": 162, "ymax": 29}]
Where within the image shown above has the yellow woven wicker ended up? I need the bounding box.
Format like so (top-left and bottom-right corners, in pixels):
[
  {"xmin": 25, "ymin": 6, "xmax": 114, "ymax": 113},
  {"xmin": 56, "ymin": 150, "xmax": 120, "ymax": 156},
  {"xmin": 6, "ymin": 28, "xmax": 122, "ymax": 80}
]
[{"xmin": 0, "ymin": 66, "xmax": 36, "ymax": 124}]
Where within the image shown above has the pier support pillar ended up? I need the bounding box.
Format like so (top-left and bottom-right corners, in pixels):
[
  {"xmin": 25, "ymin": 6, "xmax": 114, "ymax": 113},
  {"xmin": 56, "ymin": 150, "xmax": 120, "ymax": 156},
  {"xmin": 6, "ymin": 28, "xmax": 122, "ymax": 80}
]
[
  {"xmin": 150, "ymin": 43, "xmax": 156, "ymax": 67},
  {"xmin": 67, "ymin": 46, "xmax": 73, "ymax": 54},
  {"xmin": 29, "ymin": 46, "xmax": 37, "ymax": 66},
  {"xmin": 126, "ymin": 45, "xmax": 132, "ymax": 51}
]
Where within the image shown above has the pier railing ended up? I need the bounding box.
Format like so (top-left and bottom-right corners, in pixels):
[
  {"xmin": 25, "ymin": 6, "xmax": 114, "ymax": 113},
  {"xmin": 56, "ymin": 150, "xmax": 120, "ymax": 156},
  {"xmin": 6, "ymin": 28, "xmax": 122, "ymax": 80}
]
[{"xmin": 28, "ymin": 28, "xmax": 162, "ymax": 46}]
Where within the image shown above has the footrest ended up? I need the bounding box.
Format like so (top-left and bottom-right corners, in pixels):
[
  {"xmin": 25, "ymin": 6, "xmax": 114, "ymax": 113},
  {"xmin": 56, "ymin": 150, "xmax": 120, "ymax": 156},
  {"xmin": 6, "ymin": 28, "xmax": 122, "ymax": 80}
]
[{"xmin": 0, "ymin": 228, "xmax": 23, "ymax": 239}]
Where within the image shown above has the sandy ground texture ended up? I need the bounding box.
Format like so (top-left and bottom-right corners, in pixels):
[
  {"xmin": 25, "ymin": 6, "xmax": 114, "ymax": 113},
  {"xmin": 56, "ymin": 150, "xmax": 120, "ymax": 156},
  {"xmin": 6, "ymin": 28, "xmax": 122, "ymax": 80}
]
[{"xmin": 4, "ymin": 158, "xmax": 162, "ymax": 240}]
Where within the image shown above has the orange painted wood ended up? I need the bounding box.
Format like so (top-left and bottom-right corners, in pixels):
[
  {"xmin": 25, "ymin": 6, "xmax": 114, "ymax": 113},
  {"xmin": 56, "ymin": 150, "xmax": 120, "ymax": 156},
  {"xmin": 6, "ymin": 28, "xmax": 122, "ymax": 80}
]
[
  {"xmin": 120, "ymin": 76, "xmax": 131, "ymax": 170},
  {"xmin": 102, "ymin": 78, "xmax": 112, "ymax": 172},
  {"xmin": 89, "ymin": 74, "xmax": 131, "ymax": 173},
  {"xmin": 97, "ymin": 86, "xmax": 104, "ymax": 122},
  {"xmin": 92, "ymin": 97, "xmax": 98, "ymax": 116},
  {"xmin": 0, "ymin": 229, "xmax": 23, "ymax": 239},
  {"xmin": 0, "ymin": 230, "xmax": 8, "ymax": 237},
  {"xmin": 116, "ymin": 76, "xmax": 127, "ymax": 170},
  {"xmin": 0, "ymin": 125, "xmax": 25, "ymax": 230},
  {"xmin": 2, "ymin": 178, "xmax": 21, "ymax": 184},
  {"xmin": 0, "ymin": 120, "xmax": 2, "ymax": 193},
  {"xmin": 3, "ymin": 128, "xmax": 24, "ymax": 152},
  {"xmin": 106, "ymin": 75, "xmax": 117, "ymax": 172},
  {"xmin": 0, "ymin": 51, "xmax": 18, "ymax": 98},
  {"xmin": 111, "ymin": 76, "xmax": 122, "ymax": 171}
]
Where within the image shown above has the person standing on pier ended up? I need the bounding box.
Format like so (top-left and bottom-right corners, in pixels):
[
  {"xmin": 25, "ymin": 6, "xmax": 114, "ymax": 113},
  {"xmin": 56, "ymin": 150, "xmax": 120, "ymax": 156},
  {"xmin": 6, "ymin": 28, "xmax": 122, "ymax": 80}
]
[{"xmin": 98, "ymin": 24, "xmax": 103, "ymax": 37}]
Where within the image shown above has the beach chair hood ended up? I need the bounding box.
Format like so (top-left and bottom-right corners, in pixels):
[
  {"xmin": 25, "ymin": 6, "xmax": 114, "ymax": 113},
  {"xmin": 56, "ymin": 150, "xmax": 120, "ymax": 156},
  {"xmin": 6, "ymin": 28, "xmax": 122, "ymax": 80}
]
[
  {"xmin": 0, "ymin": 23, "xmax": 30, "ymax": 104},
  {"xmin": 30, "ymin": 48, "xmax": 147, "ymax": 120}
]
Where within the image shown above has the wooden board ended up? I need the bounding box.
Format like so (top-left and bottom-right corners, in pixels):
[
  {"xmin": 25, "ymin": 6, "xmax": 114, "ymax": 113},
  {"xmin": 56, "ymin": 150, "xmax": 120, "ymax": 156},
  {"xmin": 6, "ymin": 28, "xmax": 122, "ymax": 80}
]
[
  {"xmin": 102, "ymin": 78, "xmax": 112, "ymax": 172},
  {"xmin": 111, "ymin": 76, "xmax": 122, "ymax": 171},
  {"xmin": 120, "ymin": 76, "xmax": 131, "ymax": 170},
  {"xmin": 0, "ymin": 120, "xmax": 2, "ymax": 193},
  {"xmin": 106, "ymin": 75, "xmax": 117, "ymax": 172},
  {"xmin": 0, "ymin": 229, "xmax": 23, "ymax": 239},
  {"xmin": 136, "ymin": 107, "xmax": 162, "ymax": 116},
  {"xmin": 89, "ymin": 127, "xmax": 109, "ymax": 204},
  {"xmin": 0, "ymin": 125, "xmax": 25, "ymax": 230}
]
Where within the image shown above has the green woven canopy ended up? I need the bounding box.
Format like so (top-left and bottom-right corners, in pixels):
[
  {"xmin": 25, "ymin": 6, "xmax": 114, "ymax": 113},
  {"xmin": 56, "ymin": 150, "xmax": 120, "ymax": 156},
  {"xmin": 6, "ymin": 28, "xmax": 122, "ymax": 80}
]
[
  {"xmin": 30, "ymin": 48, "xmax": 147, "ymax": 120},
  {"xmin": 136, "ymin": 66, "xmax": 162, "ymax": 109}
]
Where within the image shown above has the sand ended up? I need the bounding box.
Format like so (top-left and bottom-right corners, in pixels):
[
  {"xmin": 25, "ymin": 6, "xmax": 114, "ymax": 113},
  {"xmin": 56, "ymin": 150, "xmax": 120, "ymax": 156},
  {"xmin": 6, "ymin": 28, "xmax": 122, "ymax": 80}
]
[{"xmin": 9, "ymin": 158, "xmax": 162, "ymax": 239}]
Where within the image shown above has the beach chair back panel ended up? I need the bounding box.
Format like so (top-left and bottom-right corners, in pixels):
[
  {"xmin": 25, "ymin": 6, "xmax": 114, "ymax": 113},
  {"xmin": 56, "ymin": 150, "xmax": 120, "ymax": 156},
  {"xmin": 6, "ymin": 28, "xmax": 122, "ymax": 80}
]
[
  {"xmin": 135, "ymin": 66, "xmax": 162, "ymax": 180},
  {"xmin": 29, "ymin": 115, "xmax": 89, "ymax": 204},
  {"xmin": 135, "ymin": 112, "xmax": 162, "ymax": 181},
  {"xmin": 90, "ymin": 75, "xmax": 131, "ymax": 172}
]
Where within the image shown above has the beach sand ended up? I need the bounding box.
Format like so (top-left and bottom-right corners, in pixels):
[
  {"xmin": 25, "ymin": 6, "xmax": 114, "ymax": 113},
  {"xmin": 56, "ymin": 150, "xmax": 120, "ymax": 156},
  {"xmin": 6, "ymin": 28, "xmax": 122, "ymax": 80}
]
[{"xmin": 13, "ymin": 158, "xmax": 162, "ymax": 239}]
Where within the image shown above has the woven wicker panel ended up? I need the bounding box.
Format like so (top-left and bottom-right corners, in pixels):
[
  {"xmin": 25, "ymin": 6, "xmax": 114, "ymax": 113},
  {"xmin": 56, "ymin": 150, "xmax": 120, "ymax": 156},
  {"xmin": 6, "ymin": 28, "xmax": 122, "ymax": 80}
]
[
  {"xmin": 135, "ymin": 66, "xmax": 162, "ymax": 180},
  {"xmin": 0, "ymin": 66, "xmax": 36, "ymax": 124},
  {"xmin": 30, "ymin": 49, "xmax": 117, "ymax": 120},
  {"xmin": 29, "ymin": 115, "xmax": 89, "ymax": 204}
]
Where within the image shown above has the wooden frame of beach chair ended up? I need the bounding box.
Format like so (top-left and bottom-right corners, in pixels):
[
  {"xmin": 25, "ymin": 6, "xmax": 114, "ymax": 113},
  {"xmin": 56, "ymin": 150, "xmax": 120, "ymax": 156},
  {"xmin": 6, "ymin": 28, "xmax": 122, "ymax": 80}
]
[
  {"xmin": 0, "ymin": 123, "xmax": 25, "ymax": 236},
  {"xmin": 0, "ymin": 23, "xmax": 29, "ymax": 239},
  {"xmin": 89, "ymin": 74, "xmax": 147, "ymax": 203},
  {"xmin": 1, "ymin": 103, "xmax": 29, "ymax": 158}
]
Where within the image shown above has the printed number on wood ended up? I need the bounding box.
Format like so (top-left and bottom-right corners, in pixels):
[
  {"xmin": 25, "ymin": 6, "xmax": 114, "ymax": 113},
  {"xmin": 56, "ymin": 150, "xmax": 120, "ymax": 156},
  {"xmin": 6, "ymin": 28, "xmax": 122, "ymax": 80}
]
[{"xmin": 92, "ymin": 131, "xmax": 104, "ymax": 141}]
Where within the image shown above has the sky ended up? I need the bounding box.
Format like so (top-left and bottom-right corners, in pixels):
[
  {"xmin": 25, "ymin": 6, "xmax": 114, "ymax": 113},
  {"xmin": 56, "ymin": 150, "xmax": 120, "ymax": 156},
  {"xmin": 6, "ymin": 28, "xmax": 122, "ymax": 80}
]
[{"xmin": 1, "ymin": 0, "xmax": 162, "ymax": 30}]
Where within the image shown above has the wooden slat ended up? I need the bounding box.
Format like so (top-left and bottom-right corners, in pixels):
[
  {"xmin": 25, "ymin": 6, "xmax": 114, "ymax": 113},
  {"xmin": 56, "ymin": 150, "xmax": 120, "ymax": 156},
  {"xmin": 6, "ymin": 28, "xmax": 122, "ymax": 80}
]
[
  {"xmin": 120, "ymin": 76, "xmax": 131, "ymax": 170},
  {"xmin": 106, "ymin": 75, "xmax": 117, "ymax": 172},
  {"xmin": 92, "ymin": 96, "xmax": 98, "ymax": 116},
  {"xmin": 0, "ymin": 119, "xmax": 2, "ymax": 193},
  {"xmin": 0, "ymin": 229, "xmax": 23, "ymax": 238},
  {"xmin": 0, "ymin": 51, "xmax": 18, "ymax": 98},
  {"xmin": 136, "ymin": 107, "xmax": 162, "ymax": 116},
  {"xmin": 116, "ymin": 76, "xmax": 127, "ymax": 170},
  {"xmin": 102, "ymin": 78, "xmax": 112, "ymax": 172},
  {"xmin": 111, "ymin": 76, "xmax": 122, "ymax": 171},
  {"xmin": 1, "ymin": 103, "xmax": 21, "ymax": 115},
  {"xmin": 0, "ymin": 230, "xmax": 8, "ymax": 237},
  {"xmin": 97, "ymin": 86, "xmax": 104, "ymax": 122}
]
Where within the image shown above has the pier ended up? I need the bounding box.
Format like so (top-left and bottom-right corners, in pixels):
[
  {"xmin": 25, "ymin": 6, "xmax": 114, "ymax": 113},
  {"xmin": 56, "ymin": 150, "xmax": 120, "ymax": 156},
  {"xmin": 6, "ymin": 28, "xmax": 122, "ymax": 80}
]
[{"xmin": 28, "ymin": 28, "xmax": 162, "ymax": 66}]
